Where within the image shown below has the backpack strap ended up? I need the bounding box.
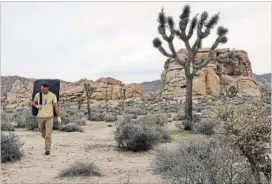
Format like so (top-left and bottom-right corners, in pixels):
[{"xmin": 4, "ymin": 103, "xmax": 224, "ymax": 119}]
[{"xmin": 39, "ymin": 92, "xmax": 42, "ymax": 105}]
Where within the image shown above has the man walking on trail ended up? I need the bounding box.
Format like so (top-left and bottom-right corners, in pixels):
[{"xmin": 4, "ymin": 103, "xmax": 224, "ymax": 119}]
[{"xmin": 32, "ymin": 82, "xmax": 61, "ymax": 155}]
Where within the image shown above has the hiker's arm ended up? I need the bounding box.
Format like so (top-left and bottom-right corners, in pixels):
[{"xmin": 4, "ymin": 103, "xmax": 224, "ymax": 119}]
[
  {"xmin": 53, "ymin": 95, "xmax": 60, "ymax": 117},
  {"xmin": 54, "ymin": 103, "xmax": 60, "ymax": 117}
]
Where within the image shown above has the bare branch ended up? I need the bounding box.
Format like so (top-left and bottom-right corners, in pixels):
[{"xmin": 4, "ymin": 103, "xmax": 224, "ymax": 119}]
[
  {"xmin": 186, "ymin": 14, "xmax": 198, "ymax": 40},
  {"xmin": 192, "ymin": 38, "xmax": 201, "ymax": 51},
  {"xmin": 210, "ymin": 38, "xmax": 221, "ymax": 51},
  {"xmin": 158, "ymin": 46, "xmax": 174, "ymax": 57},
  {"xmin": 168, "ymin": 39, "xmax": 177, "ymax": 56}
]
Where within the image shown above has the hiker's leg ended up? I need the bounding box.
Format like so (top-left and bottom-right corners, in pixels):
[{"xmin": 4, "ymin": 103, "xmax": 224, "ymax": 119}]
[
  {"xmin": 44, "ymin": 117, "xmax": 53, "ymax": 151},
  {"xmin": 38, "ymin": 118, "xmax": 46, "ymax": 138}
]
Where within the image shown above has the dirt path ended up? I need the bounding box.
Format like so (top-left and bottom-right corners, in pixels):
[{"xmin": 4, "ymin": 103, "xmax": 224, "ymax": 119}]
[{"xmin": 1, "ymin": 121, "xmax": 165, "ymax": 184}]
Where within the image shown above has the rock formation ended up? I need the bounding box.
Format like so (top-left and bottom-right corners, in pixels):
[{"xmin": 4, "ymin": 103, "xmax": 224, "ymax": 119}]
[
  {"xmin": 1, "ymin": 76, "xmax": 144, "ymax": 109},
  {"xmin": 160, "ymin": 48, "xmax": 260, "ymax": 99},
  {"xmin": 61, "ymin": 77, "xmax": 143, "ymax": 102}
]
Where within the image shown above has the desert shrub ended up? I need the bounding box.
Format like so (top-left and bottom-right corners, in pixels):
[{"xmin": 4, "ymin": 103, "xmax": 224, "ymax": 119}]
[
  {"xmin": 1, "ymin": 122, "xmax": 15, "ymax": 131},
  {"xmin": 16, "ymin": 118, "xmax": 26, "ymax": 128},
  {"xmin": 1, "ymin": 132, "xmax": 24, "ymax": 163},
  {"xmin": 73, "ymin": 118, "xmax": 86, "ymax": 126},
  {"xmin": 163, "ymin": 104, "xmax": 179, "ymax": 113},
  {"xmin": 103, "ymin": 113, "xmax": 117, "ymax": 122},
  {"xmin": 260, "ymin": 85, "xmax": 271, "ymax": 104},
  {"xmin": 24, "ymin": 112, "xmax": 38, "ymax": 130},
  {"xmin": 65, "ymin": 108, "xmax": 78, "ymax": 116},
  {"xmin": 0, "ymin": 110, "xmax": 26, "ymax": 128},
  {"xmin": 5, "ymin": 109, "xmax": 14, "ymax": 113},
  {"xmin": 61, "ymin": 116, "xmax": 70, "ymax": 124},
  {"xmin": 152, "ymin": 136, "xmax": 255, "ymax": 184},
  {"xmin": 175, "ymin": 114, "xmax": 201, "ymax": 130},
  {"xmin": 88, "ymin": 112, "xmax": 104, "ymax": 121},
  {"xmin": 194, "ymin": 118, "xmax": 216, "ymax": 135},
  {"xmin": 60, "ymin": 109, "xmax": 86, "ymax": 126},
  {"xmin": 58, "ymin": 160, "xmax": 101, "ymax": 177},
  {"xmin": 59, "ymin": 123, "xmax": 84, "ymax": 133},
  {"xmin": 115, "ymin": 114, "xmax": 170, "ymax": 152},
  {"xmin": 138, "ymin": 114, "xmax": 168, "ymax": 127},
  {"xmin": 1, "ymin": 112, "xmax": 13, "ymax": 123},
  {"xmin": 125, "ymin": 107, "xmax": 147, "ymax": 116},
  {"xmin": 61, "ymin": 111, "xmax": 70, "ymax": 118},
  {"xmin": 193, "ymin": 104, "xmax": 204, "ymax": 113},
  {"xmin": 214, "ymin": 99, "xmax": 271, "ymax": 183},
  {"xmin": 173, "ymin": 111, "xmax": 185, "ymax": 121},
  {"xmin": 199, "ymin": 109, "xmax": 212, "ymax": 118}
]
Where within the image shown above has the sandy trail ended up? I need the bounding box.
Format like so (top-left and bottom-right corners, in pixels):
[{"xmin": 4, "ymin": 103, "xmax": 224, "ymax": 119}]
[{"xmin": 1, "ymin": 121, "xmax": 165, "ymax": 184}]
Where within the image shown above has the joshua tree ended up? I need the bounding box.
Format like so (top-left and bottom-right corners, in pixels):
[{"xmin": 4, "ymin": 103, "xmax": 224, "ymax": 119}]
[
  {"xmin": 120, "ymin": 86, "xmax": 126, "ymax": 111},
  {"xmin": 84, "ymin": 82, "xmax": 96, "ymax": 120},
  {"xmin": 76, "ymin": 93, "xmax": 84, "ymax": 110},
  {"xmin": 1, "ymin": 93, "xmax": 7, "ymax": 111},
  {"xmin": 102, "ymin": 81, "xmax": 109, "ymax": 112},
  {"xmin": 152, "ymin": 5, "xmax": 228, "ymax": 129},
  {"xmin": 110, "ymin": 85, "xmax": 114, "ymax": 100}
]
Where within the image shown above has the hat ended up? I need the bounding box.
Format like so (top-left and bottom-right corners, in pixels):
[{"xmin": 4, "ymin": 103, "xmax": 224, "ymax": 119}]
[{"xmin": 41, "ymin": 82, "xmax": 49, "ymax": 87}]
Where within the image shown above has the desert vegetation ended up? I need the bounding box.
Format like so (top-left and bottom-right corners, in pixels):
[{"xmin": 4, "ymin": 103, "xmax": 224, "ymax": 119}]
[
  {"xmin": 115, "ymin": 114, "xmax": 170, "ymax": 152},
  {"xmin": 152, "ymin": 4, "xmax": 228, "ymax": 130},
  {"xmin": 1, "ymin": 4, "xmax": 270, "ymax": 184},
  {"xmin": 1, "ymin": 93, "xmax": 271, "ymax": 183},
  {"xmin": 1, "ymin": 132, "xmax": 24, "ymax": 163},
  {"xmin": 57, "ymin": 160, "xmax": 102, "ymax": 178}
]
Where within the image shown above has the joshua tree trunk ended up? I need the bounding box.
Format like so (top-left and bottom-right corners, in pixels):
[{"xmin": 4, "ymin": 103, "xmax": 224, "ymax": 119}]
[
  {"xmin": 104, "ymin": 82, "xmax": 109, "ymax": 112},
  {"xmin": 86, "ymin": 96, "xmax": 91, "ymax": 120},
  {"xmin": 184, "ymin": 76, "xmax": 193, "ymax": 129},
  {"xmin": 217, "ymin": 64, "xmax": 225, "ymax": 96},
  {"xmin": 2, "ymin": 93, "xmax": 7, "ymax": 111},
  {"xmin": 84, "ymin": 82, "xmax": 96, "ymax": 121}
]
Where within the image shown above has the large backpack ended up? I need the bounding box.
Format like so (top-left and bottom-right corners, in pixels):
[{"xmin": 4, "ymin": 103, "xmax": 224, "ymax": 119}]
[{"xmin": 31, "ymin": 79, "xmax": 60, "ymax": 116}]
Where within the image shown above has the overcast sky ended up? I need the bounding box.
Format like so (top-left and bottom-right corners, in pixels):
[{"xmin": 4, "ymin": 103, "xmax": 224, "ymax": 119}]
[{"xmin": 1, "ymin": 2, "xmax": 271, "ymax": 83}]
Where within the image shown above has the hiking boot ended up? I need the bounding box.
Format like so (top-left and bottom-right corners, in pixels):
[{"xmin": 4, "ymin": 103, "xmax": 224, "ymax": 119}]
[{"xmin": 45, "ymin": 150, "xmax": 50, "ymax": 155}]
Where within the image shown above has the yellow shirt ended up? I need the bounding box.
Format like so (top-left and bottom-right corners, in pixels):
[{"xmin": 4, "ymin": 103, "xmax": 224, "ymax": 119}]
[{"xmin": 35, "ymin": 91, "xmax": 57, "ymax": 118}]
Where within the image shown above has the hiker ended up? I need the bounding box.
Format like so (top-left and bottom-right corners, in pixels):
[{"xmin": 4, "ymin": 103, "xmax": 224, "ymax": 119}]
[{"xmin": 32, "ymin": 82, "xmax": 61, "ymax": 155}]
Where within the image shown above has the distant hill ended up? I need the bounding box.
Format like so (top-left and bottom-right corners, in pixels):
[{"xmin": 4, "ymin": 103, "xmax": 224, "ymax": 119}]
[
  {"xmin": 1, "ymin": 75, "xmax": 71, "ymax": 97},
  {"xmin": 254, "ymin": 73, "xmax": 271, "ymax": 84},
  {"xmin": 140, "ymin": 80, "xmax": 161, "ymax": 92}
]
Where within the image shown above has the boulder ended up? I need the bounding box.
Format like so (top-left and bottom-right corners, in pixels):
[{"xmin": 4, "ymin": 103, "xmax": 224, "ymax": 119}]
[{"xmin": 160, "ymin": 48, "xmax": 260, "ymax": 98}]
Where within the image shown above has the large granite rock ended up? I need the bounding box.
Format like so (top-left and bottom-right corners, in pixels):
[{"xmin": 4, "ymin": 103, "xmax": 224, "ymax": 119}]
[
  {"xmin": 61, "ymin": 77, "xmax": 143, "ymax": 102},
  {"xmin": 160, "ymin": 48, "xmax": 260, "ymax": 98}
]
